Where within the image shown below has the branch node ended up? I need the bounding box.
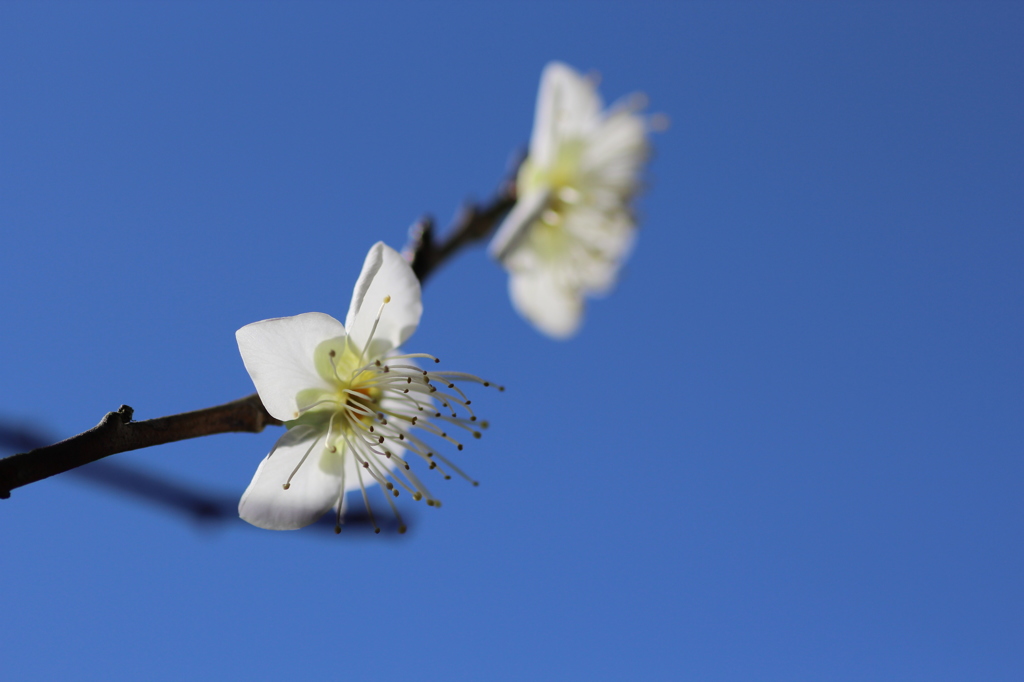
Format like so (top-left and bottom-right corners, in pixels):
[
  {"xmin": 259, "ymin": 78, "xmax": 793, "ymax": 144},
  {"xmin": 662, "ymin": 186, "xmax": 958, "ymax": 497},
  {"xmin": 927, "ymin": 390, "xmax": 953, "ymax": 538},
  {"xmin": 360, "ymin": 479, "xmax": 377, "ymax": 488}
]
[
  {"xmin": 0, "ymin": 393, "xmax": 279, "ymax": 494},
  {"xmin": 404, "ymin": 167, "xmax": 520, "ymax": 284},
  {"xmin": 406, "ymin": 216, "xmax": 436, "ymax": 281}
]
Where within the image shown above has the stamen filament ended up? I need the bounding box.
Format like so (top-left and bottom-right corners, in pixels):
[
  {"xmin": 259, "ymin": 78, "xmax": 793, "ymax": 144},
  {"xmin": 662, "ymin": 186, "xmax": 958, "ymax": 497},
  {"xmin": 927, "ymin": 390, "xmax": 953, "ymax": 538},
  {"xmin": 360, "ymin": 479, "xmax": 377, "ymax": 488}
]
[
  {"xmin": 284, "ymin": 435, "xmax": 324, "ymax": 490},
  {"xmin": 353, "ymin": 450, "xmax": 380, "ymax": 534},
  {"xmin": 381, "ymin": 486, "xmax": 407, "ymax": 534},
  {"xmin": 359, "ymin": 296, "xmax": 391, "ymax": 362},
  {"xmin": 327, "ymin": 349, "xmax": 343, "ymax": 382},
  {"xmin": 428, "ymin": 372, "xmax": 504, "ymax": 390},
  {"xmin": 298, "ymin": 398, "xmax": 342, "ymax": 415},
  {"xmin": 385, "ymin": 353, "xmax": 440, "ymax": 363},
  {"xmin": 341, "ymin": 431, "xmax": 392, "ymax": 491},
  {"xmin": 401, "ymin": 466, "xmax": 439, "ymax": 507},
  {"xmin": 334, "ymin": 448, "xmax": 348, "ymax": 534},
  {"xmin": 434, "ymin": 414, "xmax": 483, "ymax": 437},
  {"xmin": 430, "ymin": 451, "xmax": 479, "ymax": 486}
]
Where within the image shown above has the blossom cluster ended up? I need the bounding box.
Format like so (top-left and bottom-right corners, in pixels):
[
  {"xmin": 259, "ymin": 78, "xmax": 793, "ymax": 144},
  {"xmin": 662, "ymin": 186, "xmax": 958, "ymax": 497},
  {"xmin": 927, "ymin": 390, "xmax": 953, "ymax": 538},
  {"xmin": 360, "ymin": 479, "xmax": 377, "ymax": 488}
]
[{"xmin": 236, "ymin": 61, "xmax": 656, "ymax": 531}]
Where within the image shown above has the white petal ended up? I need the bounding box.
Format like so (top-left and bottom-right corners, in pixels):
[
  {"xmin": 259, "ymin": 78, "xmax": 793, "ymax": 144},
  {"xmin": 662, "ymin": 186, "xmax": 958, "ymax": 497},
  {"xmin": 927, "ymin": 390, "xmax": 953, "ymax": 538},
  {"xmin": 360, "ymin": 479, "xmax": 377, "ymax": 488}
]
[
  {"xmin": 487, "ymin": 187, "xmax": 551, "ymax": 262},
  {"xmin": 345, "ymin": 242, "xmax": 422, "ymax": 357},
  {"xmin": 509, "ymin": 268, "xmax": 583, "ymax": 340},
  {"xmin": 530, "ymin": 62, "xmax": 602, "ymax": 168},
  {"xmin": 236, "ymin": 313, "xmax": 346, "ymax": 422},
  {"xmin": 562, "ymin": 204, "xmax": 636, "ymax": 266},
  {"xmin": 581, "ymin": 110, "xmax": 648, "ymax": 195},
  {"xmin": 238, "ymin": 425, "xmax": 341, "ymax": 530}
]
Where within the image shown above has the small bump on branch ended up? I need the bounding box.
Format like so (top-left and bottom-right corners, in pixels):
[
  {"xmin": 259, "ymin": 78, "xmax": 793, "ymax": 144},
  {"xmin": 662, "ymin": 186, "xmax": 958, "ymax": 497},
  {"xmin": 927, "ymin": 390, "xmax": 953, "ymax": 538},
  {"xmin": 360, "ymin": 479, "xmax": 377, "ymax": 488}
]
[{"xmin": 0, "ymin": 394, "xmax": 281, "ymax": 497}]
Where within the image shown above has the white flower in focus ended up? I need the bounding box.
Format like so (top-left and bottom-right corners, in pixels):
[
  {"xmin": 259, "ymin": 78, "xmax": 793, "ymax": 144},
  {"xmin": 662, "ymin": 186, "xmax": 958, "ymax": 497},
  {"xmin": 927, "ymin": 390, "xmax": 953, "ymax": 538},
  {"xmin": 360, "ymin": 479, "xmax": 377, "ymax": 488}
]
[
  {"xmin": 236, "ymin": 242, "xmax": 501, "ymax": 533},
  {"xmin": 489, "ymin": 61, "xmax": 655, "ymax": 339}
]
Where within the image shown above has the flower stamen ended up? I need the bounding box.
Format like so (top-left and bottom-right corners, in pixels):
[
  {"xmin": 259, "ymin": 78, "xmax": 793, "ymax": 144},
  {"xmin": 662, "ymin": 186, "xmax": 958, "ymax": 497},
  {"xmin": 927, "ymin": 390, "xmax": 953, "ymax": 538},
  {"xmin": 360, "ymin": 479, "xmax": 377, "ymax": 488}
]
[
  {"xmin": 283, "ymin": 435, "xmax": 323, "ymax": 490},
  {"xmin": 359, "ymin": 295, "xmax": 391, "ymax": 363},
  {"xmin": 353, "ymin": 451, "xmax": 380, "ymax": 534},
  {"xmin": 333, "ymin": 450, "xmax": 349, "ymax": 534},
  {"xmin": 298, "ymin": 398, "xmax": 342, "ymax": 415},
  {"xmin": 328, "ymin": 349, "xmax": 344, "ymax": 383}
]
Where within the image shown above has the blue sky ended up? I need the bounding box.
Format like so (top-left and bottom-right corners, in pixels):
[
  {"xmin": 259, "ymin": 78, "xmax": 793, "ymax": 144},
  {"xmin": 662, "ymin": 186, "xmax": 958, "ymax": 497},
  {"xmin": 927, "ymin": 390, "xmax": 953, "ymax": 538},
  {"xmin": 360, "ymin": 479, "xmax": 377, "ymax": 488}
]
[{"xmin": 1, "ymin": 2, "xmax": 1021, "ymax": 680}]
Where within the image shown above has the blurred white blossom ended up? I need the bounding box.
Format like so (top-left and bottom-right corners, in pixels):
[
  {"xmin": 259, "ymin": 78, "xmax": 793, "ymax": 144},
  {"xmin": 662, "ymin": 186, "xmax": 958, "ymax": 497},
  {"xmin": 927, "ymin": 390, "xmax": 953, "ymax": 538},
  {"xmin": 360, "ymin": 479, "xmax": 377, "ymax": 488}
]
[
  {"xmin": 235, "ymin": 242, "xmax": 499, "ymax": 532},
  {"xmin": 489, "ymin": 61, "xmax": 655, "ymax": 339}
]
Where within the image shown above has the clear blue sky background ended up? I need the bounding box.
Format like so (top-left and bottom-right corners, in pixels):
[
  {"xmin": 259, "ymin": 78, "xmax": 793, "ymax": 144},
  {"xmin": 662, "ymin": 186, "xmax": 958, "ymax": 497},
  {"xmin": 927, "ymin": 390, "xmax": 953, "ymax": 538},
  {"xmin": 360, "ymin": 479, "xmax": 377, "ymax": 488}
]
[{"xmin": 1, "ymin": 2, "xmax": 1021, "ymax": 680}]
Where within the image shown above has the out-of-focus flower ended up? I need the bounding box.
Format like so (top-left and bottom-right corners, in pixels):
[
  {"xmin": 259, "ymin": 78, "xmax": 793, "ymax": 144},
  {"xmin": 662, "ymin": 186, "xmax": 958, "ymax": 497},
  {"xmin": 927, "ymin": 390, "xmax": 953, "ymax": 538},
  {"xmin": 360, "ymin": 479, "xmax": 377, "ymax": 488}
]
[
  {"xmin": 489, "ymin": 61, "xmax": 656, "ymax": 339},
  {"xmin": 235, "ymin": 242, "xmax": 500, "ymax": 533}
]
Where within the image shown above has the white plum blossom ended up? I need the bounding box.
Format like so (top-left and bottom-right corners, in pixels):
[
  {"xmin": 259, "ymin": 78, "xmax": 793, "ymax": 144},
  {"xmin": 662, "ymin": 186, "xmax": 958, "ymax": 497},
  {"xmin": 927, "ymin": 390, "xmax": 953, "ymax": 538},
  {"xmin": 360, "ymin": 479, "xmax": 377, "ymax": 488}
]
[
  {"xmin": 236, "ymin": 242, "xmax": 500, "ymax": 533},
  {"xmin": 489, "ymin": 61, "xmax": 656, "ymax": 339}
]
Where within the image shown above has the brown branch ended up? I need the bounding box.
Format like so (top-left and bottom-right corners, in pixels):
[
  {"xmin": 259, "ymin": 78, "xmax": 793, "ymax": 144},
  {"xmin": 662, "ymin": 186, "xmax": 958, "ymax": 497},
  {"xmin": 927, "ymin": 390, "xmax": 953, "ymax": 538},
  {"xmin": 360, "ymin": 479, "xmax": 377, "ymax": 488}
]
[
  {"xmin": 0, "ymin": 165, "xmax": 521, "ymax": 499},
  {"xmin": 407, "ymin": 172, "xmax": 518, "ymax": 283},
  {"xmin": 0, "ymin": 394, "xmax": 280, "ymax": 498}
]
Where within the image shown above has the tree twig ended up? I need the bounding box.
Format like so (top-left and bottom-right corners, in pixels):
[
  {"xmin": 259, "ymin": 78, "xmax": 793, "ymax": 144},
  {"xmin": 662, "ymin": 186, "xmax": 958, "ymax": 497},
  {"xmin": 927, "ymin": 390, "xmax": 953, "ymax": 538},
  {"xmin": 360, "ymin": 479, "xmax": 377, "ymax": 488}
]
[
  {"xmin": 0, "ymin": 423, "xmax": 409, "ymax": 534},
  {"xmin": 0, "ymin": 394, "xmax": 280, "ymax": 497},
  {"xmin": 406, "ymin": 174, "xmax": 518, "ymax": 283},
  {"xmin": 0, "ymin": 169, "xmax": 521, "ymax": 499}
]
